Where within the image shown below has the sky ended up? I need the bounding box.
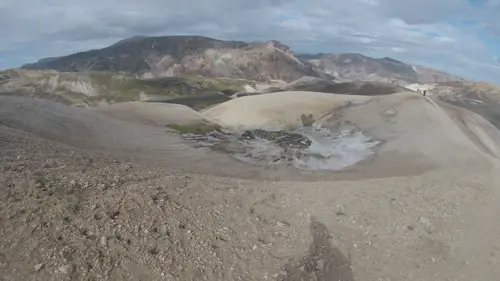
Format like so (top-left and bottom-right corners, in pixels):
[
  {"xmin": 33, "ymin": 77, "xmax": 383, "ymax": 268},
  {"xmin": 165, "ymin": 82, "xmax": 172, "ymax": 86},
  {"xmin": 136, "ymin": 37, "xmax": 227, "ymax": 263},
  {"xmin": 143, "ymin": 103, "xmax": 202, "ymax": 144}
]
[{"xmin": 1, "ymin": 0, "xmax": 500, "ymax": 84}]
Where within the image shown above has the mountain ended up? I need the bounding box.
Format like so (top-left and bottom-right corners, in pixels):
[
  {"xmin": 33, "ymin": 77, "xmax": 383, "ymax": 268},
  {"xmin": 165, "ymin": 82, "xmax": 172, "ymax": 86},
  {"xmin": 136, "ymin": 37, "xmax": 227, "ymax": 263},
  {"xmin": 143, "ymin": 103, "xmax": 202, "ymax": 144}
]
[
  {"xmin": 296, "ymin": 53, "xmax": 463, "ymax": 85},
  {"xmin": 433, "ymin": 81, "xmax": 500, "ymax": 129},
  {"xmin": 22, "ymin": 36, "xmax": 331, "ymax": 82},
  {"xmin": 0, "ymin": 69, "xmax": 250, "ymax": 107},
  {"xmin": 21, "ymin": 35, "xmax": 466, "ymax": 86}
]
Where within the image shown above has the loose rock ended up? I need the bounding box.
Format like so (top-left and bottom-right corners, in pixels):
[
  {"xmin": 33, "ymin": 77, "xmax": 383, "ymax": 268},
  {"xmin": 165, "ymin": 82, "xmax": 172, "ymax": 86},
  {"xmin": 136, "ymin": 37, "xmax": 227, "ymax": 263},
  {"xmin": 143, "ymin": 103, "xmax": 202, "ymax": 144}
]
[
  {"xmin": 34, "ymin": 263, "xmax": 44, "ymax": 271},
  {"xmin": 57, "ymin": 264, "xmax": 72, "ymax": 274},
  {"xmin": 100, "ymin": 236, "xmax": 108, "ymax": 247},
  {"xmin": 418, "ymin": 217, "xmax": 435, "ymax": 234}
]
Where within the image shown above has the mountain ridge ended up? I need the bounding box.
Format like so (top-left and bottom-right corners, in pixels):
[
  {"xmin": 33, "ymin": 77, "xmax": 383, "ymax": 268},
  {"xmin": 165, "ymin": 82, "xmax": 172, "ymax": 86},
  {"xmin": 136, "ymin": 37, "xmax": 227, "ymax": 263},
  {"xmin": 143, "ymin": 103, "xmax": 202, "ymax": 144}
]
[
  {"xmin": 296, "ymin": 53, "xmax": 463, "ymax": 84},
  {"xmin": 22, "ymin": 35, "xmax": 461, "ymax": 85},
  {"xmin": 22, "ymin": 35, "xmax": 331, "ymax": 82}
]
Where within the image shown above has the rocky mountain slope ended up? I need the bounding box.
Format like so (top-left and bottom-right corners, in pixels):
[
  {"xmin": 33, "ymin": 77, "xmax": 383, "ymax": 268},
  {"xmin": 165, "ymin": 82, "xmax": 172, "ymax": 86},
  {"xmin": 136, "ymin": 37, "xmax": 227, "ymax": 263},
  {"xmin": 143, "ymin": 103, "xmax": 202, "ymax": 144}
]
[
  {"xmin": 22, "ymin": 36, "xmax": 331, "ymax": 82},
  {"xmin": 0, "ymin": 69, "xmax": 249, "ymax": 107},
  {"xmin": 433, "ymin": 81, "xmax": 500, "ymax": 129},
  {"xmin": 20, "ymin": 35, "xmax": 468, "ymax": 87},
  {"xmin": 297, "ymin": 53, "xmax": 463, "ymax": 85},
  {"xmin": 264, "ymin": 76, "xmax": 408, "ymax": 96}
]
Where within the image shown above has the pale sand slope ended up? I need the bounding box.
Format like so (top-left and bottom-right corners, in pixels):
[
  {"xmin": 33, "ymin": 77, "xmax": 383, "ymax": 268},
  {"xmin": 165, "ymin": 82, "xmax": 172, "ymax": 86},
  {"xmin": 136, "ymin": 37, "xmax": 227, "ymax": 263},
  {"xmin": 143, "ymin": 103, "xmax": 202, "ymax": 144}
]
[
  {"xmin": 93, "ymin": 101, "xmax": 210, "ymax": 127},
  {"xmin": 2, "ymin": 92, "xmax": 499, "ymax": 180},
  {"xmin": 3, "ymin": 94, "xmax": 500, "ymax": 280},
  {"xmin": 204, "ymin": 91, "xmax": 499, "ymax": 172},
  {"xmin": 202, "ymin": 91, "xmax": 370, "ymax": 130},
  {"xmin": 438, "ymin": 99, "xmax": 500, "ymax": 159}
]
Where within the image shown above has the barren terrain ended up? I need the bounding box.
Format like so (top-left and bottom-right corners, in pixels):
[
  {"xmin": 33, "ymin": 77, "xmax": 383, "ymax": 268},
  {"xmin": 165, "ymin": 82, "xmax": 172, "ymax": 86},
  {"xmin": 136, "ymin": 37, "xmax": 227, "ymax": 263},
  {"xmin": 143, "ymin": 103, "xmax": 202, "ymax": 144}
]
[{"xmin": 2, "ymin": 90, "xmax": 500, "ymax": 281}]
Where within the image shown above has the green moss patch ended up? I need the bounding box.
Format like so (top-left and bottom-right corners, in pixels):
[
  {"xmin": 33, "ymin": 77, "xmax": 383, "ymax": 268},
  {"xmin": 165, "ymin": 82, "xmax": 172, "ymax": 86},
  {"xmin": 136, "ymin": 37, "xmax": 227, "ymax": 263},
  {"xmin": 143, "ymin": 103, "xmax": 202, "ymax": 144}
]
[
  {"xmin": 300, "ymin": 114, "xmax": 316, "ymax": 126},
  {"xmin": 166, "ymin": 123, "xmax": 222, "ymax": 134}
]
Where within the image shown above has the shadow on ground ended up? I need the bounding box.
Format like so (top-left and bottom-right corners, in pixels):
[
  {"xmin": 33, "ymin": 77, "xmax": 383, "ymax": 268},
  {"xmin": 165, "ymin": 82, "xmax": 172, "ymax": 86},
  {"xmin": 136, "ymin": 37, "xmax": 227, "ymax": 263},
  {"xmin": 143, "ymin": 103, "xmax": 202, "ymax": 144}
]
[{"xmin": 279, "ymin": 217, "xmax": 354, "ymax": 281}]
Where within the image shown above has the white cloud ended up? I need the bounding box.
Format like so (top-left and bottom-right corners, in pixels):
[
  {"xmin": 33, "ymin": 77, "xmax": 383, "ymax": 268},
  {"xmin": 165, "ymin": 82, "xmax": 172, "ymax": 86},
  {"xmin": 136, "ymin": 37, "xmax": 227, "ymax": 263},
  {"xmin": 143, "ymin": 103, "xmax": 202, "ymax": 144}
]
[{"xmin": 391, "ymin": 47, "xmax": 407, "ymax": 52}]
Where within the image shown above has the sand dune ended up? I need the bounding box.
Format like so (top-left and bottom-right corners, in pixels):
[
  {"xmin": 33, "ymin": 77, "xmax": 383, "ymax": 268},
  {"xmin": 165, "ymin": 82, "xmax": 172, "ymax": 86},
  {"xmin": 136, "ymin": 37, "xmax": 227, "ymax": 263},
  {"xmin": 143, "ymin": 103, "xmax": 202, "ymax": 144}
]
[
  {"xmin": 93, "ymin": 101, "xmax": 209, "ymax": 127},
  {"xmin": 202, "ymin": 91, "xmax": 369, "ymax": 130}
]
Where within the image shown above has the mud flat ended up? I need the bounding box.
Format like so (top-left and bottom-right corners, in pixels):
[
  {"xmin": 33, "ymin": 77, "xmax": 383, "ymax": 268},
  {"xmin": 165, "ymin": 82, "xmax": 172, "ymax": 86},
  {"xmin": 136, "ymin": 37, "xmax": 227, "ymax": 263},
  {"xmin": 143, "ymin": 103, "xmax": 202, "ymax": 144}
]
[{"xmin": 178, "ymin": 124, "xmax": 380, "ymax": 171}]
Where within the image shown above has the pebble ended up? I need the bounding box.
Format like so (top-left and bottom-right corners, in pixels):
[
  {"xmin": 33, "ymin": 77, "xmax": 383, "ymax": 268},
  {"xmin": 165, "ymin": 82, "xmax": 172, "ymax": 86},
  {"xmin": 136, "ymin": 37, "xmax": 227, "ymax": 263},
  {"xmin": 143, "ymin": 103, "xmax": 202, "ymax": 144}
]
[
  {"xmin": 383, "ymin": 108, "xmax": 397, "ymax": 116},
  {"xmin": 418, "ymin": 217, "xmax": 435, "ymax": 234},
  {"xmin": 317, "ymin": 259, "xmax": 325, "ymax": 270},
  {"xmin": 34, "ymin": 263, "xmax": 44, "ymax": 271},
  {"xmin": 161, "ymin": 272, "xmax": 174, "ymax": 279},
  {"xmin": 100, "ymin": 236, "xmax": 108, "ymax": 247},
  {"xmin": 57, "ymin": 265, "xmax": 72, "ymax": 274}
]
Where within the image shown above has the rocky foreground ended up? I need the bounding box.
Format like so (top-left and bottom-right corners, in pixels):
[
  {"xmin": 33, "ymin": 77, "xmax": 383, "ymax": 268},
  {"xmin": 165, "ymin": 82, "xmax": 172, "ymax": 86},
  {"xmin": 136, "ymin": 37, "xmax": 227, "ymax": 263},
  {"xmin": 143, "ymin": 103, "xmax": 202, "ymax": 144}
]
[
  {"xmin": 2, "ymin": 123, "xmax": 500, "ymax": 281},
  {"xmin": 2, "ymin": 91, "xmax": 500, "ymax": 280}
]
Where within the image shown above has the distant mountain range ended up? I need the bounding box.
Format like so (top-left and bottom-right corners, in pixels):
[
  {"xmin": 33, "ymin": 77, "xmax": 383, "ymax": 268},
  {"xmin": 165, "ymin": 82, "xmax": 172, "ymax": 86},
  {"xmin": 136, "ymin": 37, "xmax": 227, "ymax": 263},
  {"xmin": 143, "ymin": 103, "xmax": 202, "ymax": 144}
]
[
  {"xmin": 21, "ymin": 35, "xmax": 462, "ymax": 85},
  {"xmin": 297, "ymin": 53, "xmax": 463, "ymax": 85},
  {"xmin": 8, "ymin": 35, "xmax": 500, "ymax": 128}
]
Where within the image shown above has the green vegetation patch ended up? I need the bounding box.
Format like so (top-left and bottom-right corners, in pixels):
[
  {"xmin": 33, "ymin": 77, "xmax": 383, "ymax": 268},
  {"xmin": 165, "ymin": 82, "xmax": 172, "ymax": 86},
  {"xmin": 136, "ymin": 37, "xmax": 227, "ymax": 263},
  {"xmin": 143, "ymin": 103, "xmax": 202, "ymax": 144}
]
[
  {"xmin": 87, "ymin": 73, "xmax": 247, "ymax": 100},
  {"xmin": 300, "ymin": 114, "xmax": 316, "ymax": 126},
  {"xmin": 166, "ymin": 122, "xmax": 222, "ymax": 134},
  {"xmin": 264, "ymin": 86, "xmax": 284, "ymax": 93},
  {"xmin": 161, "ymin": 92, "xmax": 231, "ymax": 110},
  {"xmin": 141, "ymin": 76, "xmax": 246, "ymax": 95}
]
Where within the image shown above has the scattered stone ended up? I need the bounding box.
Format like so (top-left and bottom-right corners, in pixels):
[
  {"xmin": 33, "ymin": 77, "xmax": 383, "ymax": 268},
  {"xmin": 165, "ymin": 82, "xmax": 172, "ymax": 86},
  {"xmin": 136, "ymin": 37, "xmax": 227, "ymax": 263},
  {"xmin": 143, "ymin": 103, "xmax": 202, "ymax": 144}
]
[
  {"xmin": 418, "ymin": 217, "xmax": 435, "ymax": 234},
  {"xmin": 383, "ymin": 108, "xmax": 397, "ymax": 116},
  {"xmin": 336, "ymin": 210, "xmax": 346, "ymax": 216},
  {"xmin": 57, "ymin": 264, "xmax": 72, "ymax": 274},
  {"xmin": 161, "ymin": 272, "xmax": 174, "ymax": 279},
  {"xmin": 100, "ymin": 236, "xmax": 108, "ymax": 247},
  {"xmin": 241, "ymin": 131, "xmax": 256, "ymax": 140},
  {"xmin": 317, "ymin": 258, "xmax": 325, "ymax": 270},
  {"xmin": 407, "ymin": 225, "xmax": 415, "ymax": 231},
  {"xmin": 34, "ymin": 263, "xmax": 44, "ymax": 271}
]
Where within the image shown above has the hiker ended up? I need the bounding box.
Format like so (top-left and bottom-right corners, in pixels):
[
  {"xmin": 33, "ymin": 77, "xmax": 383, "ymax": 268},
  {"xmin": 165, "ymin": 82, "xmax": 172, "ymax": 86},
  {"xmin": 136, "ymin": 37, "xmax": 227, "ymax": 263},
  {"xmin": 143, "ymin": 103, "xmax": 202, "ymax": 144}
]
[{"xmin": 423, "ymin": 90, "xmax": 427, "ymax": 96}]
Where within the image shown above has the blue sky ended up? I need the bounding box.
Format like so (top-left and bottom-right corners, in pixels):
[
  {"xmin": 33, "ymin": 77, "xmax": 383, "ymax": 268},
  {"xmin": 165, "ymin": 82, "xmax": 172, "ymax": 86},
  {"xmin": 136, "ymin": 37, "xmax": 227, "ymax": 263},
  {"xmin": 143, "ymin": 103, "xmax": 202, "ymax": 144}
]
[{"xmin": 1, "ymin": 0, "xmax": 500, "ymax": 84}]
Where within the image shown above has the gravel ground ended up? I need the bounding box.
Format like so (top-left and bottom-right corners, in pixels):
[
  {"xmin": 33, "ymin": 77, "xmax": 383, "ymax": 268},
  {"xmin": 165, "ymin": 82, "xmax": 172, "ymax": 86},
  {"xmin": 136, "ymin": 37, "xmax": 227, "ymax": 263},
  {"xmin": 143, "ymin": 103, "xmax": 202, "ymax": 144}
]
[
  {"xmin": 2, "ymin": 125, "xmax": 500, "ymax": 281},
  {"xmin": 2, "ymin": 95, "xmax": 500, "ymax": 280}
]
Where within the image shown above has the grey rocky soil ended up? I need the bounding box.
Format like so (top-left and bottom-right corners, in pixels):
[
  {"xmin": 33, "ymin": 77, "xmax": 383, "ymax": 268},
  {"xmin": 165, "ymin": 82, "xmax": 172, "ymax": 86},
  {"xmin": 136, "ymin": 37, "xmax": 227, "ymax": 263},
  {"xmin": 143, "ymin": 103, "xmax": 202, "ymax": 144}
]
[{"xmin": 3, "ymin": 93, "xmax": 500, "ymax": 281}]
